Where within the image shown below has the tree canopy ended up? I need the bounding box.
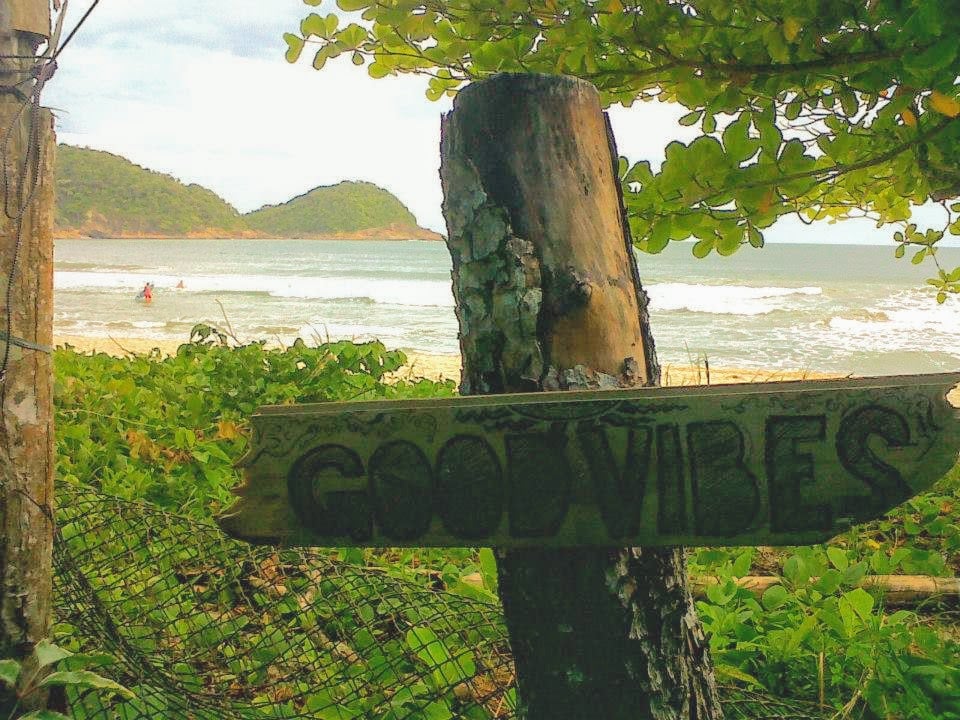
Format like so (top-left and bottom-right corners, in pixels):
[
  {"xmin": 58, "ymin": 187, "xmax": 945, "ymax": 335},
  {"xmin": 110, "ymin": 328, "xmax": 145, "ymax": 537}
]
[{"xmin": 285, "ymin": 0, "xmax": 960, "ymax": 301}]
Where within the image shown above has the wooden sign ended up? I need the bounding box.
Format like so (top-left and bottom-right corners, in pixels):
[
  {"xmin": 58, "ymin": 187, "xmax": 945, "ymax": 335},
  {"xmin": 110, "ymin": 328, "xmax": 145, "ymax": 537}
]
[{"xmin": 217, "ymin": 374, "xmax": 960, "ymax": 548}]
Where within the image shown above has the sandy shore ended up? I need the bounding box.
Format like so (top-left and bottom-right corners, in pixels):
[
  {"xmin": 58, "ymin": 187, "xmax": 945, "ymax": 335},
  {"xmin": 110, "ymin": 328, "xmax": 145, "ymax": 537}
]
[
  {"xmin": 54, "ymin": 334, "xmax": 843, "ymax": 386},
  {"xmin": 53, "ymin": 334, "xmax": 960, "ymax": 404}
]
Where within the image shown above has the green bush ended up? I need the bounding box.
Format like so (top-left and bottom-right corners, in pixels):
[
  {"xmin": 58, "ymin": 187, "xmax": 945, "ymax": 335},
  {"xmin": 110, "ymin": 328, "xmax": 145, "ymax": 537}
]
[
  {"xmin": 52, "ymin": 334, "xmax": 960, "ymax": 718},
  {"xmin": 55, "ymin": 326, "xmax": 454, "ymax": 518}
]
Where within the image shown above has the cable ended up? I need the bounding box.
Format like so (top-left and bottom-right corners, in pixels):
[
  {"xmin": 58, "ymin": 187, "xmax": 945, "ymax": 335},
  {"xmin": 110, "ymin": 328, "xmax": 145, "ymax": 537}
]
[
  {"xmin": 0, "ymin": 0, "xmax": 101, "ymax": 389},
  {"xmin": 50, "ymin": 0, "xmax": 101, "ymax": 62}
]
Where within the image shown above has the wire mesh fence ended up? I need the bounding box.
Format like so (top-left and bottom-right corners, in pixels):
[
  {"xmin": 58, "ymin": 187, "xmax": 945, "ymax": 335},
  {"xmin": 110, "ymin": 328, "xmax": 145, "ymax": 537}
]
[
  {"xmin": 53, "ymin": 483, "xmax": 830, "ymax": 719},
  {"xmin": 54, "ymin": 484, "xmax": 514, "ymax": 719}
]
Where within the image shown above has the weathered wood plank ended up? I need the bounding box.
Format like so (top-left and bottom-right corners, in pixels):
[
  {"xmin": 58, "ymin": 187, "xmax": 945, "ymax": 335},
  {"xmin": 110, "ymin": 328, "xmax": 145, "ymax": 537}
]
[
  {"xmin": 6, "ymin": 0, "xmax": 49, "ymax": 37},
  {"xmin": 217, "ymin": 373, "xmax": 960, "ymax": 547}
]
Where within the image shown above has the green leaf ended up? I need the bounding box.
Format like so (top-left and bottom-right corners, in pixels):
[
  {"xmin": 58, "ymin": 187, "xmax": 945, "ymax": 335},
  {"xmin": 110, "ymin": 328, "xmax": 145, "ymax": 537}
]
[
  {"xmin": 338, "ymin": 24, "xmax": 368, "ymax": 50},
  {"xmin": 826, "ymin": 547, "xmax": 848, "ymax": 571},
  {"xmin": 39, "ymin": 671, "xmax": 135, "ymax": 699},
  {"xmin": 312, "ymin": 48, "xmax": 328, "ymax": 71},
  {"xmin": 706, "ymin": 580, "xmax": 738, "ymax": 606},
  {"xmin": 904, "ymin": 38, "xmax": 957, "ymax": 75},
  {"xmin": 761, "ymin": 584, "xmax": 789, "ymax": 610},
  {"xmin": 300, "ymin": 13, "xmax": 326, "ymax": 38},
  {"xmin": 679, "ymin": 110, "xmax": 702, "ymax": 127},
  {"xmin": 0, "ymin": 659, "xmax": 21, "ymax": 686},
  {"xmin": 325, "ymin": 13, "xmax": 339, "ymax": 36},
  {"xmin": 842, "ymin": 587, "xmax": 874, "ymax": 620},
  {"xmin": 337, "ymin": 0, "xmax": 371, "ymax": 10},
  {"xmin": 732, "ymin": 549, "xmax": 753, "ymax": 577},
  {"xmin": 406, "ymin": 626, "xmax": 450, "ymax": 667},
  {"xmin": 35, "ymin": 640, "xmax": 71, "ymax": 670},
  {"xmin": 692, "ymin": 237, "xmax": 714, "ymax": 258},
  {"xmin": 368, "ymin": 62, "xmax": 390, "ymax": 79},
  {"xmin": 19, "ymin": 712, "xmax": 75, "ymax": 720},
  {"xmin": 715, "ymin": 664, "xmax": 763, "ymax": 688},
  {"xmin": 722, "ymin": 115, "xmax": 759, "ymax": 162},
  {"xmin": 813, "ymin": 568, "xmax": 843, "ymax": 595},
  {"xmin": 716, "ymin": 228, "xmax": 741, "ymax": 256},
  {"xmin": 478, "ymin": 548, "xmax": 498, "ymax": 593},
  {"xmin": 283, "ymin": 33, "xmax": 305, "ymax": 64}
]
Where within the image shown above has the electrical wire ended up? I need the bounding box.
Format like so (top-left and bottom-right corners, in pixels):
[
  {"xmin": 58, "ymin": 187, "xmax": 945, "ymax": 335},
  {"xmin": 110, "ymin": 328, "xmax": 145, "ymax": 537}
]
[
  {"xmin": 0, "ymin": 0, "xmax": 102, "ymax": 390},
  {"xmin": 50, "ymin": 0, "xmax": 100, "ymax": 62}
]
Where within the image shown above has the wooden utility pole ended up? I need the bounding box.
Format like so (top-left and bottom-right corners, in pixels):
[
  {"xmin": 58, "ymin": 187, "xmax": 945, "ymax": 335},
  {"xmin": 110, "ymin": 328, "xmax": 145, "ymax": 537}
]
[
  {"xmin": 0, "ymin": 0, "xmax": 56, "ymax": 713},
  {"xmin": 439, "ymin": 74, "xmax": 720, "ymax": 719}
]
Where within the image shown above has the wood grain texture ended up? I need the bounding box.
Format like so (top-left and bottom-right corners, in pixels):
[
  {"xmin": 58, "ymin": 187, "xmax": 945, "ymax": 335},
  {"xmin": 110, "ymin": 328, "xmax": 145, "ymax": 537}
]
[
  {"xmin": 0, "ymin": 71, "xmax": 55, "ymax": 714},
  {"xmin": 217, "ymin": 373, "xmax": 960, "ymax": 548},
  {"xmin": 5, "ymin": 0, "xmax": 49, "ymax": 37}
]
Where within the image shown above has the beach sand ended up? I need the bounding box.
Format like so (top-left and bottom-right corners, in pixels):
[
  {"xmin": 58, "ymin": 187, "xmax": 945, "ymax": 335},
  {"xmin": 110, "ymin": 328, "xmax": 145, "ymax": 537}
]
[
  {"xmin": 54, "ymin": 333, "xmax": 836, "ymax": 385},
  {"xmin": 53, "ymin": 333, "xmax": 960, "ymax": 403}
]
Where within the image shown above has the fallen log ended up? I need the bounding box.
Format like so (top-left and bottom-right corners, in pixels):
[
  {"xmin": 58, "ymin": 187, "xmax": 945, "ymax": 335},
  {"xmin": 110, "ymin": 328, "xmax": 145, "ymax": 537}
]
[
  {"xmin": 458, "ymin": 572, "xmax": 960, "ymax": 608},
  {"xmin": 692, "ymin": 575, "xmax": 960, "ymax": 607}
]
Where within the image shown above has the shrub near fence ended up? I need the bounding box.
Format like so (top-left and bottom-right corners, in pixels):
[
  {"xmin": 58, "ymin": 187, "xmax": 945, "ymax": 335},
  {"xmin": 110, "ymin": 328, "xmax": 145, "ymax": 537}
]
[{"xmin": 50, "ymin": 332, "xmax": 960, "ymax": 719}]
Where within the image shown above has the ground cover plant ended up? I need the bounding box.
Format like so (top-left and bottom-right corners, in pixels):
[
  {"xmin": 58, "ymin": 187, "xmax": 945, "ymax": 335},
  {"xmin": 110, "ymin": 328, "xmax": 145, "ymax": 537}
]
[{"xmin": 51, "ymin": 331, "xmax": 959, "ymax": 718}]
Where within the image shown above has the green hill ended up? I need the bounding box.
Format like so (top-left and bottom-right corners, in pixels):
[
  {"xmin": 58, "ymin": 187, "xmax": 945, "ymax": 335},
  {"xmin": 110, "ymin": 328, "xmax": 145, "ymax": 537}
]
[
  {"xmin": 54, "ymin": 145, "xmax": 441, "ymax": 241},
  {"xmin": 246, "ymin": 181, "xmax": 419, "ymax": 236},
  {"xmin": 55, "ymin": 146, "xmax": 249, "ymax": 238}
]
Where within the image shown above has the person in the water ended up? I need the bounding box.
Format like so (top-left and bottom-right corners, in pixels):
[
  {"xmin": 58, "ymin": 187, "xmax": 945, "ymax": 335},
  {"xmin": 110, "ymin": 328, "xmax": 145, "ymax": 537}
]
[{"xmin": 139, "ymin": 282, "xmax": 153, "ymax": 303}]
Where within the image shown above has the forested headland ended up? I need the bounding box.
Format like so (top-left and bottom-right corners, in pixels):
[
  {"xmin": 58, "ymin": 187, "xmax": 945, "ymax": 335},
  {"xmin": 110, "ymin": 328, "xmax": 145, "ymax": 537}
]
[{"xmin": 53, "ymin": 145, "xmax": 442, "ymax": 241}]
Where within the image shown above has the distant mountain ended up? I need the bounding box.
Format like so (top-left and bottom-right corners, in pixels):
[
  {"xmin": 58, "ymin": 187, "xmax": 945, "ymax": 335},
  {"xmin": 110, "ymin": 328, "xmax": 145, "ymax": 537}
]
[{"xmin": 53, "ymin": 145, "xmax": 443, "ymax": 241}]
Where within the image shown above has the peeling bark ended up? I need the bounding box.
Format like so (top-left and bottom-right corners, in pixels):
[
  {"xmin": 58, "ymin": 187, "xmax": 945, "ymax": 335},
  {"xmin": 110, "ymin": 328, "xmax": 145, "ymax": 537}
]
[
  {"xmin": 0, "ymin": 25, "xmax": 55, "ymax": 714},
  {"xmin": 440, "ymin": 74, "xmax": 722, "ymax": 719}
]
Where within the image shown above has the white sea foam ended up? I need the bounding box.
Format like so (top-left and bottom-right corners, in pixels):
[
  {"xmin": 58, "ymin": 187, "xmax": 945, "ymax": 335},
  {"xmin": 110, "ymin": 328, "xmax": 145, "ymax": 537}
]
[
  {"xmin": 54, "ymin": 271, "xmax": 455, "ymax": 307},
  {"xmin": 648, "ymin": 282, "xmax": 822, "ymax": 315},
  {"xmin": 823, "ymin": 289, "xmax": 960, "ymax": 355}
]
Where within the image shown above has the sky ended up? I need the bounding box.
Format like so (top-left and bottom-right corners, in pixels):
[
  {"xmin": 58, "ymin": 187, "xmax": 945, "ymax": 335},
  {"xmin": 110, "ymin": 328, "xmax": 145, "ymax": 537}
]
[{"xmin": 43, "ymin": 0, "xmax": 947, "ymax": 244}]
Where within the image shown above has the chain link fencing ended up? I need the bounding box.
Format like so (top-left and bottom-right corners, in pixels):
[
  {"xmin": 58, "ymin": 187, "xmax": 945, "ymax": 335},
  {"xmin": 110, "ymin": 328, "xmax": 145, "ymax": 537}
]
[{"xmin": 53, "ymin": 483, "xmax": 828, "ymax": 719}]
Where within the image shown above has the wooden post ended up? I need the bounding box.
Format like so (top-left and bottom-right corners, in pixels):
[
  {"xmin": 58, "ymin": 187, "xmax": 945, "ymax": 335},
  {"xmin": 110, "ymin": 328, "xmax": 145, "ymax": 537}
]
[
  {"xmin": 214, "ymin": 70, "xmax": 959, "ymax": 716},
  {"xmin": 0, "ymin": 0, "xmax": 56, "ymax": 713},
  {"xmin": 439, "ymin": 74, "xmax": 721, "ymax": 719}
]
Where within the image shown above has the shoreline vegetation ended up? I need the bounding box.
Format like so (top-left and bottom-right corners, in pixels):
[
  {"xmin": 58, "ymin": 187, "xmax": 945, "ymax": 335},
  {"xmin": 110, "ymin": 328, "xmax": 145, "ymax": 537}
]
[
  {"xmin": 54, "ymin": 333, "xmax": 839, "ymax": 385},
  {"xmin": 53, "ymin": 333, "xmax": 960, "ymax": 403},
  {"xmin": 51, "ymin": 332, "xmax": 960, "ymax": 718}
]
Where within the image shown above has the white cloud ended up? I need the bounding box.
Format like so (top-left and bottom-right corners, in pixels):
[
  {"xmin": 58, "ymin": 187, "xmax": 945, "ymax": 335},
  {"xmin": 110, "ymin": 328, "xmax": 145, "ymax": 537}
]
[
  {"xmin": 43, "ymin": 2, "xmax": 955, "ymax": 246},
  {"xmin": 46, "ymin": 1, "xmax": 452, "ymax": 229}
]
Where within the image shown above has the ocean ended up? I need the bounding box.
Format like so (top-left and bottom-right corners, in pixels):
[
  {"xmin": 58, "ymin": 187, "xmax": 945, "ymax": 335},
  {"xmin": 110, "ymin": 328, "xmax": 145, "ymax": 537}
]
[{"xmin": 53, "ymin": 238, "xmax": 960, "ymax": 376}]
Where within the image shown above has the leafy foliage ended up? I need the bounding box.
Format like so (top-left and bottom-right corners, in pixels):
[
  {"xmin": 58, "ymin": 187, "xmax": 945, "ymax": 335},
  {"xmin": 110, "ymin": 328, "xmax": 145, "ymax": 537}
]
[
  {"xmin": 55, "ymin": 146, "xmax": 247, "ymax": 238},
  {"xmin": 690, "ymin": 461, "xmax": 960, "ymax": 719},
  {"xmin": 52, "ymin": 335, "xmax": 960, "ymax": 718},
  {"xmin": 286, "ymin": 0, "xmax": 960, "ymax": 300},
  {"xmin": 245, "ymin": 180, "xmax": 420, "ymax": 236},
  {"xmin": 55, "ymin": 147, "xmax": 431, "ymax": 240},
  {"xmin": 0, "ymin": 640, "xmax": 131, "ymax": 719},
  {"xmin": 55, "ymin": 326, "xmax": 454, "ymax": 517}
]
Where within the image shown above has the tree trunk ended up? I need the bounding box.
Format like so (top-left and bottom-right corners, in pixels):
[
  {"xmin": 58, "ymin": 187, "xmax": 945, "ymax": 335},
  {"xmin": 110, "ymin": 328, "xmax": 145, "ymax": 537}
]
[
  {"xmin": 440, "ymin": 74, "xmax": 722, "ymax": 719},
  {"xmin": 0, "ymin": 6, "xmax": 56, "ymax": 713}
]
